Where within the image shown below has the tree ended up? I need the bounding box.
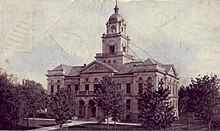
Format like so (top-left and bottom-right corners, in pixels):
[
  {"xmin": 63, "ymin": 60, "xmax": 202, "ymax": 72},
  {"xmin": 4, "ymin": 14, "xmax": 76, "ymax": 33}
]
[
  {"xmin": 94, "ymin": 76, "xmax": 126, "ymax": 128},
  {"xmin": 0, "ymin": 69, "xmax": 21, "ymax": 129},
  {"xmin": 21, "ymin": 79, "xmax": 48, "ymax": 127},
  {"xmin": 138, "ymin": 80, "xmax": 175, "ymax": 130},
  {"xmin": 49, "ymin": 87, "xmax": 76, "ymax": 128},
  {"xmin": 179, "ymin": 75, "xmax": 219, "ymax": 130}
]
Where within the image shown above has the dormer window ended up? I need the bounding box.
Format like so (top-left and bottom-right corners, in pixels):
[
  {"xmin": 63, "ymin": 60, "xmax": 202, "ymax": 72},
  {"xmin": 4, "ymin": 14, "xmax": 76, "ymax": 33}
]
[
  {"xmin": 109, "ymin": 46, "xmax": 115, "ymax": 53},
  {"xmin": 111, "ymin": 26, "xmax": 116, "ymax": 32}
]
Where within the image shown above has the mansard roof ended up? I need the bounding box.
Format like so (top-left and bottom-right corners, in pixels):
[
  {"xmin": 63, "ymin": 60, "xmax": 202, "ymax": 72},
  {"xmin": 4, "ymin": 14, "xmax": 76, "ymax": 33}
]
[
  {"xmin": 47, "ymin": 58, "xmax": 178, "ymax": 78},
  {"xmin": 115, "ymin": 58, "xmax": 178, "ymax": 78},
  {"xmin": 144, "ymin": 58, "xmax": 163, "ymax": 67},
  {"xmin": 52, "ymin": 64, "xmax": 72, "ymax": 75},
  {"xmin": 47, "ymin": 64, "xmax": 83, "ymax": 77},
  {"xmin": 68, "ymin": 66, "xmax": 84, "ymax": 76}
]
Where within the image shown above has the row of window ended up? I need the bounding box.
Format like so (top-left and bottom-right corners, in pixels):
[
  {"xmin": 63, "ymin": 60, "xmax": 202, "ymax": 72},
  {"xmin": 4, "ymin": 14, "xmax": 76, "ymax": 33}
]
[
  {"xmin": 50, "ymin": 85, "xmax": 60, "ymax": 93},
  {"xmin": 109, "ymin": 25, "xmax": 124, "ymax": 33},
  {"xmin": 82, "ymin": 77, "xmax": 152, "ymax": 83},
  {"xmin": 103, "ymin": 59, "xmax": 117, "ymax": 64},
  {"xmin": 168, "ymin": 84, "xmax": 178, "ymax": 95},
  {"xmin": 50, "ymin": 83, "xmax": 145, "ymax": 94}
]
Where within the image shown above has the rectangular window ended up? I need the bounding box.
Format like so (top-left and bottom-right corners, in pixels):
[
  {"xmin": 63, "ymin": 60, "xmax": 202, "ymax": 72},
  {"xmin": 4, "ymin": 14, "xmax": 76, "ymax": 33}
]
[
  {"xmin": 126, "ymin": 99, "xmax": 131, "ymax": 110},
  {"xmin": 126, "ymin": 83, "xmax": 131, "ymax": 93},
  {"xmin": 109, "ymin": 46, "xmax": 115, "ymax": 53},
  {"xmin": 51, "ymin": 85, "xmax": 54, "ymax": 93},
  {"xmin": 138, "ymin": 99, "xmax": 141, "ymax": 110},
  {"xmin": 138, "ymin": 83, "xmax": 143, "ymax": 94},
  {"xmin": 75, "ymin": 84, "xmax": 79, "ymax": 92},
  {"xmin": 123, "ymin": 46, "xmax": 126, "ymax": 52},
  {"xmin": 85, "ymin": 84, "xmax": 89, "ymax": 91},
  {"xmin": 57, "ymin": 85, "xmax": 60, "ymax": 92}
]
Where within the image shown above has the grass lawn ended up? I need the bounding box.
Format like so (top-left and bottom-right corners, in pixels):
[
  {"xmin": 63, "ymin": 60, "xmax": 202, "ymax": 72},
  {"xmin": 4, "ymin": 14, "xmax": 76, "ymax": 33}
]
[{"xmin": 17, "ymin": 118, "xmax": 57, "ymax": 129}]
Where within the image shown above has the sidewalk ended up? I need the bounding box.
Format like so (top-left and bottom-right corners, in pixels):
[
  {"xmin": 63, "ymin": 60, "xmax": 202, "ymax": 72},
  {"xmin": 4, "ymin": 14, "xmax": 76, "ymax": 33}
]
[{"xmin": 30, "ymin": 120, "xmax": 97, "ymax": 131}]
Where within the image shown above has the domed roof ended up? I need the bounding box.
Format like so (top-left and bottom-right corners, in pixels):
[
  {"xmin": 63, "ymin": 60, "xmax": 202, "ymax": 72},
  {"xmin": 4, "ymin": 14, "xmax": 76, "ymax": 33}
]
[
  {"xmin": 108, "ymin": 4, "xmax": 124, "ymax": 23},
  {"xmin": 108, "ymin": 13, "xmax": 124, "ymax": 23}
]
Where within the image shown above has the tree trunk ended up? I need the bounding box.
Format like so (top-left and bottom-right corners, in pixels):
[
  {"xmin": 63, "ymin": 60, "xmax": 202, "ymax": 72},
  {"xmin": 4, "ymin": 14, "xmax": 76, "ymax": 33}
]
[
  {"xmin": 66, "ymin": 121, "xmax": 68, "ymax": 131},
  {"xmin": 107, "ymin": 117, "xmax": 109, "ymax": 130},
  {"xmin": 33, "ymin": 112, "xmax": 35, "ymax": 127},
  {"xmin": 26, "ymin": 116, "xmax": 29, "ymax": 127},
  {"xmin": 187, "ymin": 112, "xmax": 189, "ymax": 130},
  {"xmin": 208, "ymin": 116, "xmax": 212, "ymax": 131},
  {"xmin": 60, "ymin": 124, "xmax": 62, "ymax": 131}
]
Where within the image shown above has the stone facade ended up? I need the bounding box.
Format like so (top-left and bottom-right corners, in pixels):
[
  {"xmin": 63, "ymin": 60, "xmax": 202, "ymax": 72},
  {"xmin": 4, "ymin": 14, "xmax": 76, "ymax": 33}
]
[{"xmin": 46, "ymin": 4, "xmax": 179, "ymax": 122}]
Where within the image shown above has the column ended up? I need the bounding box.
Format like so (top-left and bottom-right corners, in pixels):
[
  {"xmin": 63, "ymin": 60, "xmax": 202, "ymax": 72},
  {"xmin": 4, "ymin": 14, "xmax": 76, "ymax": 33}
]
[{"xmin": 85, "ymin": 104, "xmax": 89, "ymax": 118}]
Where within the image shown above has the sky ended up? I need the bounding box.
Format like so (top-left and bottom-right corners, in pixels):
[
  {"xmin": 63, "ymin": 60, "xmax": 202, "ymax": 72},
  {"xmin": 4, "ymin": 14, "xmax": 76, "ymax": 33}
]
[{"xmin": 0, "ymin": 0, "xmax": 220, "ymax": 88}]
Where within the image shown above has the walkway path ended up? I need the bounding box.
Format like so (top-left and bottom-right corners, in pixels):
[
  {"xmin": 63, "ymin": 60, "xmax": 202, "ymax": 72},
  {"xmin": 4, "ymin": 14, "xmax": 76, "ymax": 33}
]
[{"xmin": 29, "ymin": 120, "xmax": 96, "ymax": 131}]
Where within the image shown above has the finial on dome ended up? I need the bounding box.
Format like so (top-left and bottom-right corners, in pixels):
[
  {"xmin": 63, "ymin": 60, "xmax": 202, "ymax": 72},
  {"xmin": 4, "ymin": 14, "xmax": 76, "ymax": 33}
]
[{"xmin": 114, "ymin": 0, "xmax": 119, "ymax": 14}]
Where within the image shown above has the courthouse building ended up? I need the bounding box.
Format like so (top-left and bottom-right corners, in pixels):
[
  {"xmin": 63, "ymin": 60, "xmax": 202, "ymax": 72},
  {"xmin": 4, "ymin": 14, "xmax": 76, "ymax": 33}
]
[{"xmin": 46, "ymin": 4, "xmax": 179, "ymax": 122}]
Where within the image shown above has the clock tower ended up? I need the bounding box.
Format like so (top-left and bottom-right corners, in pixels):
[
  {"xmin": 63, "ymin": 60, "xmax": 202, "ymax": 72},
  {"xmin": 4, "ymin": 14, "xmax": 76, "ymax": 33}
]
[{"xmin": 95, "ymin": 3, "xmax": 134, "ymax": 68}]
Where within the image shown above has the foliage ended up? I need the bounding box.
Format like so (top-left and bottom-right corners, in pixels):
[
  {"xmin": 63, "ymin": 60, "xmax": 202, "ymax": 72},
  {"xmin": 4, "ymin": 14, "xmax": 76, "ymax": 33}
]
[
  {"xmin": 94, "ymin": 76, "xmax": 126, "ymax": 126},
  {"xmin": 138, "ymin": 80, "xmax": 175, "ymax": 130},
  {"xmin": 0, "ymin": 69, "xmax": 22, "ymax": 129},
  {"xmin": 178, "ymin": 75, "xmax": 219, "ymax": 129},
  {"xmin": 49, "ymin": 87, "xmax": 76, "ymax": 127},
  {"xmin": 20, "ymin": 79, "xmax": 48, "ymax": 127},
  {"xmin": 0, "ymin": 69, "xmax": 48, "ymax": 129}
]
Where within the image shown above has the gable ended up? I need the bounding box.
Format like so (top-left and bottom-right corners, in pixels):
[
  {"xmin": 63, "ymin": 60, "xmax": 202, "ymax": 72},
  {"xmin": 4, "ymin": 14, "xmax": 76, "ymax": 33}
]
[
  {"xmin": 144, "ymin": 58, "xmax": 154, "ymax": 65},
  {"xmin": 80, "ymin": 61, "xmax": 117, "ymax": 74},
  {"xmin": 167, "ymin": 66, "xmax": 178, "ymax": 77},
  {"xmin": 168, "ymin": 67, "xmax": 175, "ymax": 76}
]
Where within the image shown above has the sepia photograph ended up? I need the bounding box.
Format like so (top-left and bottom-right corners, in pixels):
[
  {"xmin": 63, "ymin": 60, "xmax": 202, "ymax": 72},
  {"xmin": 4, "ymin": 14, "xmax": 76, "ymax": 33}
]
[{"xmin": 0, "ymin": 0, "xmax": 220, "ymax": 130}]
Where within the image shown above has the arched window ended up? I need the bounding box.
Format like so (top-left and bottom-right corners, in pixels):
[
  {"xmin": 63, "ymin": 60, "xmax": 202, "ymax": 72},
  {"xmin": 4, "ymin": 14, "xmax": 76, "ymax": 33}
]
[
  {"xmin": 139, "ymin": 77, "xmax": 143, "ymax": 81},
  {"xmin": 109, "ymin": 46, "xmax": 115, "ymax": 53},
  {"xmin": 158, "ymin": 78, "xmax": 164, "ymax": 88},
  {"xmin": 103, "ymin": 60, "xmax": 106, "ymax": 63},
  {"xmin": 147, "ymin": 77, "xmax": 153, "ymax": 87},
  {"xmin": 94, "ymin": 78, "xmax": 98, "ymax": 83},
  {"xmin": 108, "ymin": 60, "xmax": 111, "ymax": 64},
  {"xmin": 123, "ymin": 46, "xmax": 126, "ymax": 52},
  {"xmin": 111, "ymin": 25, "xmax": 116, "ymax": 32},
  {"xmin": 113, "ymin": 59, "xmax": 116, "ymax": 63},
  {"xmin": 147, "ymin": 77, "xmax": 152, "ymax": 84}
]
